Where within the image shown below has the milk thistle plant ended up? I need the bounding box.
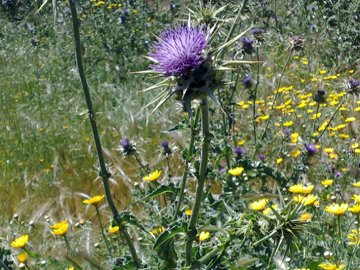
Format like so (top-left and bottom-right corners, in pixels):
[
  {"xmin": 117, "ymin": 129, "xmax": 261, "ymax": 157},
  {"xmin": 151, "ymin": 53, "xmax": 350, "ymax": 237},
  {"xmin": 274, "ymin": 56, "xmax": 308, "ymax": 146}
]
[{"xmin": 143, "ymin": 5, "xmax": 257, "ymax": 266}]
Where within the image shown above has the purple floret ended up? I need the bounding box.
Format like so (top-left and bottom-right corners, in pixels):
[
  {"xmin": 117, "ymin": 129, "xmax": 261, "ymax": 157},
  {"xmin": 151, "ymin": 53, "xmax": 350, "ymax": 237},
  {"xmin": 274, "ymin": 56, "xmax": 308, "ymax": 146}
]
[{"xmin": 148, "ymin": 26, "xmax": 208, "ymax": 77}]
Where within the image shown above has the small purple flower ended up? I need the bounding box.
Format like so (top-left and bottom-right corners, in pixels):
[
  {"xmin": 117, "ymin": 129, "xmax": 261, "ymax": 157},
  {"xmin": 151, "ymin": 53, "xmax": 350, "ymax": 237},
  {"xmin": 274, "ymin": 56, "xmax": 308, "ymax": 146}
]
[
  {"xmin": 314, "ymin": 90, "xmax": 326, "ymax": 103},
  {"xmin": 335, "ymin": 171, "xmax": 343, "ymax": 178},
  {"xmin": 258, "ymin": 153, "xmax": 266, "ymax": 161},
  {"xmin": 283, "ymin": 128, "xmax": 291, "ymax": 137},
  {"xmin": 161, "ymin": 140, "xmax": 172, "ymax": 155},
  {"xmin": 240, "ymin": 36, "xmax": 254, "ymax": 53},
  {"xmin": 120, "ymin": 138, "xmax": 134, "ymax": 155},
  {"xmin": 148, "ymin": 26, "xmax": 208, "ymax": 77},
  {"xmin": 234, "ymin": 147, "xmax": 245, "ymax": 159},
  {"xmin": 218, "ymin": 165, "xmax": 226, "ymax": 175},
  {"xmin": 251, "ymin": 28, "xmax": 263, "ymax": 36},
  {"xmin": 305, "ymin": 143, "xmax": 317, "ymax": 155},
  {"xmin": 349, "ymin": 79, "xmax": 360, "ymax": 90},
  {"xmin": 242, "ymin": 75, "xmax": 252, "ymax": 88}
]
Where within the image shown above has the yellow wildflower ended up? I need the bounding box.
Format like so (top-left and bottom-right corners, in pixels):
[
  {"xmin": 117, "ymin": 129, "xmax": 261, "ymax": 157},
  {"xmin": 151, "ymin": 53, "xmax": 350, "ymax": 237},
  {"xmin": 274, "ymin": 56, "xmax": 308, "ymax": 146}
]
[
  {"xmin": 324, "ymin": 203, "xmax": 348, "ymax": 216},
  {"xmin": 353, "ymin": 194, "xmax": 360, "ymax": 203},
  {"xmin": 352, "ymin": 182, "xmax": 360, "ymax": 187},
  {"xmin": 228, "ymin": 167, "xmax": 244, "ymax": 176},
  {"xmin": 290, "ymin": 133, "xmax": 299, "ymax": 143},
  {"xmin": 198, "ymin": 231, "xmax": 211, "ymax": 242},
  {"xmin": 290, "ymin": 149, "xmax": 301, "ymax": 158},
  {"xmin": 17, "ymin": 253, "xmax": 27, "ymax": 263},
  {"xmin": 318, "ymin": 262, "xmax": 345, "ymax": 270},
  {"xmin": 51, "ymin": 220, "xmax": 69, "ymax": 236},
  {"xmin": 289, "ymin": 184, "xmax": 314, "ymax": 194},
  {"xmin": 185, "ymin": 209, "xmax": 192, "ymax": 216},
  {"xmin": 151, "ymin": 226, "xmax": 166, "ymax": 236},
  {"xmin": 299, "ymin": 213, "xmax": 312, "ymax": 222},
  {"xmin": 249, "ymin": 199, "xmax": 268, "ymax": 211},
  {"xmin": 83, "ymin": 195, "xmax": 105, "ymax": 205},
  {"xmin": 283, "ymin": 121, "xmax": 294, "ymax": 127},
  {"xmin": 237, "ymin": 140, "xmax": 245, "ymax": 146},
  {"xmin": 347, "ymin": 229, "xmax": 360, "ymax": 245},
  {"xmin": 321, "ymin": 179, "xmax": 334, "ymax": 187},
  {"xmin": 348, "ymin": 204, "xmax": 360, "ymax": 215},
  {"xmin": 11, "ymin": 235, "xmax": 28, "ymax": 248},
  {"xmin": 345, "ymin": 117, "xmax": 356, "ymax": 123},
  {"xmin": 263, "ymin": 204, "xmax": 278, "ymax": 215},
  {"xmin": 143, "ymin": 170, "xmax": 162, "ymax": 181},
  {"xmin": 108, "ymin": 225, "xmax": 120, "ymax": 234},
  {"xmin": 324, "ymin": 148, "xmax": 334, "ymax": 153},
  {"xmin": 293, "ymin": 194, "xmax": 319, "ymax": 206},
  {"xmin": 276, "ymin": 158, "xmax": 283, "ymax": 164}
]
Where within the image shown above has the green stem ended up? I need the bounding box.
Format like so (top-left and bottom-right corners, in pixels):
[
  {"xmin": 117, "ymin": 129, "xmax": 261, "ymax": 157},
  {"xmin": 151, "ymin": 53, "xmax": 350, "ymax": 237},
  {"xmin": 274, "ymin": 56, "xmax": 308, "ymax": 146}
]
[
  {"xmin": 68, "ymin": 1, "xmax": 140, "ymax": 267},
  {"xmin": 166, "ymin": 155, "xmax": 172, "ymax": 181},
  {"xmin": 63, "ymin": 235, "xmax": 70, "ymax": 253},
  {"xmin": 174, "ymin": 106, "xmax": 201, "ymax": 217},
  {"xmin": 185, "ymin": 98, "xmax": 211, "ymax": 266},
  {"xmin": 95, "ymin": 206, "xmax": 112, "ymax": 256}
]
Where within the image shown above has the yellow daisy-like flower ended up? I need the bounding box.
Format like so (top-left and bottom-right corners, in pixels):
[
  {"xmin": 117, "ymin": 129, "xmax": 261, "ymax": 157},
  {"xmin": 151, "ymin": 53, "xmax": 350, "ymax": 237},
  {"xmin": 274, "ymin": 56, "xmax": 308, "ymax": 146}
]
[
  {"xmin": 283, "ymin": 121, "xmax": 294, "ymax": 127},
  {"xmin": 150, "ymin": 226, "xmax": 166, "ymax": 236},
  {"xmin": 108, "ymin": 225, "xmax": 120, "ymax": 234},
  {"xmin": 293, "ymin": 194, "xmax": 319, "ymax": 206},
  {"xmin": 321, "ymin": 179, "xmax": 334, "ymax": 187},
  {"xmin": 185, "ymin": 209, "xmax": 192, "ymax": 216},
  {"xmin": 347, "ymin": 229, "xmax": 360, "ymax": 245},
  {"xmin": 345, "ymin": 117, "xmax": 356, "ymax": 123},
  {"xmin": 318, "ymin": 262, "xmax": 345, "ymax": 270},
  {"xmin": 352, "ymin": 194, "xmax": 360, "ymax": 203},
  {"xmin": 290, "ymin": 149, "xmax": 301, "ymax": 158},
  {"xmin": 51, "ymin": 220, "xmax": 69, "ymax": 236},
  {"xmin": 249, "ymin": 199, "xmax": 268, "ymax": 211},
  {"xmin": 198, "ymin": 231, "xmax": 211, "ymax": 242},
  {"xmin": 143, "ymin": 170, "xmax": 162, "ymax": 181},
  {"xmin": 324, "ymin": 148, "xmax": 334, "ymax": 154},
  {"xmin": 276, "ymin": 157, "xmax": 283, "ymax": 164},
  {"xmin": 11, "ymin": 235, "xmax": 28, "ymax": 248},
  {"xmin": 348, "ymin": 204, "xmax": 360, "ymax": 215},
  {"xmin": 17, "ymin": 252, "xmax": 27, "ymax": 263},
  {"xmin": 352, "ymin": 182, "xmax": 360, "ymax": 187},
  {"xmin": 290, "ymin": 133, "xmax": 299, "ymax": 143},
  {"xmin": 324, "ymin": 203, "xmax": 348, "ymax": 216},
  {"xmin": 83, "ymin": 195, "xmax": 105, "ymax": 205},
  {"xmin": 228, "ymin": 167, "xmax": 244, "ymax": 176},
  {"xmin": 68, "ymin": 267, "xmax": 75, "ymax": 270},
  {"xmin": 263, "ymin": 204, "xmax": 278, "ymax": 215},
  {"xmin": 299, "ymin": 213, "xmax": 312, "ymax": 222},
  {"xmin": 289, "ymin": 184, "xmax": 314, "ymax": 194}
]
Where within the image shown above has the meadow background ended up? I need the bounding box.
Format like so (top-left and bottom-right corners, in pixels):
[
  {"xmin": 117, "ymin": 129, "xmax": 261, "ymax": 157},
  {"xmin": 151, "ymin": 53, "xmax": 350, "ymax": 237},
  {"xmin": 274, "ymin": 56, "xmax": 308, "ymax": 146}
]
[{"xmin": 1, "ymin": 0, "xmax": 360, "ymax": 269}]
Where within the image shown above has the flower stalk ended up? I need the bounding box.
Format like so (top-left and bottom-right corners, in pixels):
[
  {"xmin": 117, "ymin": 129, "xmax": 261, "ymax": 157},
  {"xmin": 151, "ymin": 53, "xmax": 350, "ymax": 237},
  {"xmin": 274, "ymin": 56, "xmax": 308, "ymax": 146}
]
[
  {"xmin": 174, "ymin": 106, "xmax": 201, "ymax": 217},
  {"xmin": 95, "ymin": 206, "xmax": 112, "ymax": 256},
  {"xmin": 185, "ymin": 98, "xmax": 211, "ymax": 266},
  {"xmin": 68, "ymin": 0, "xmax": 140, "ymax": 267}
]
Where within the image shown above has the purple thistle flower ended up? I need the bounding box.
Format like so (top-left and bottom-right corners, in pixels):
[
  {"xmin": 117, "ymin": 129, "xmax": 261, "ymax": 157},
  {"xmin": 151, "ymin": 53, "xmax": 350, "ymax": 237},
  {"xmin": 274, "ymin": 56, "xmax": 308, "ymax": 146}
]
[
  {"xmin": 240, "ymin": 36, "xmax": 254, "ymax": 53},
  {"xmin": 120, "ymin": 138, "xmax": 134, "ymax": 155},
  {"xmin": 305, "ymin": 143, "xmax": 317, "ymax": 155},
  {"xmin": 258, "ymin": 153, "xmax": 266, "ymax": 161},
  {"xmin": 242, "ymin": 75, "xmax": 252, "ymax": 88},
  {"xmin": 335, "ymin": 171, "xmax": 342, "ymax": 178},
  {"xmin": 349, "ymin": 79, "xmax": 360, "ymax": 90},
  {"xmin": 161, "ymin": 140, "xmax": 172, "ymax": 155},
  {"xmin": 234, "ymin": 147, "xmax": 245, "ymax": 159},
  {"xmin": 148, "ymin": 26, "xmax": 208, "ymax": 77}
]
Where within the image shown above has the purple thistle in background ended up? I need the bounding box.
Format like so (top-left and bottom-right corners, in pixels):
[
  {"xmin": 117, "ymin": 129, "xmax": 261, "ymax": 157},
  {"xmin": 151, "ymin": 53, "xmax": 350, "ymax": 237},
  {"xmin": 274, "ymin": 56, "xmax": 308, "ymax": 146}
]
[
  {"xmin": 234, "ymin": 147, "xmax": 245, "ymax": 159},
  {"xmin": 241, "ymin": 36, "xmax": 254, "ymax": 53},
  {"xmin": 258, "ymin": 153, "xmax": 266, "ymax": 161},
  {"xmin": 242, "ymin": 75, "xmax": 252, "ymax": 88},
  {"xmin": 148, "ymin": 26, "xmax": 208, "ymax": 77},
  {"xmin": 349, "ymin": 79, "xmax": 360, "ymax": 90},
  {"xmin": 161, "ymin": 140, "xmax": 172, "ymax": 155},
  {"xmin": 120, "ymin": 138, "xmax": 135, "ymax": 155},
  {"xmin": 305, "ymin": 143, "xmax": 317, "ymax": 155}
]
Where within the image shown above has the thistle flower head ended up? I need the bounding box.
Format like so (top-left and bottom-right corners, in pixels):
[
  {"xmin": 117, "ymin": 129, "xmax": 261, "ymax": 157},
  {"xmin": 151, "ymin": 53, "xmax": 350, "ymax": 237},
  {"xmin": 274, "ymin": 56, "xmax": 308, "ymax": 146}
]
[{"xmin": 149, "ymin": 25, "xmax": 208, "ymax": 77}]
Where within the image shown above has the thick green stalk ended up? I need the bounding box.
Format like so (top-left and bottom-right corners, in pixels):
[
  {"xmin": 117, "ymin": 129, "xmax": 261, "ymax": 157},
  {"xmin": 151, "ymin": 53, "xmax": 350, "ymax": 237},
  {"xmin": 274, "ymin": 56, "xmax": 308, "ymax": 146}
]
[
  {"xmin": 174, "ymin": 106, "xmax": 201, "ymax": 217},
  {"xmin": 185, "ymin": 98, "xmax": 211, "ymax": 266},
  {"xmin": 68, "ymin": 1, "xmax": 140, "ymax": 267}
]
